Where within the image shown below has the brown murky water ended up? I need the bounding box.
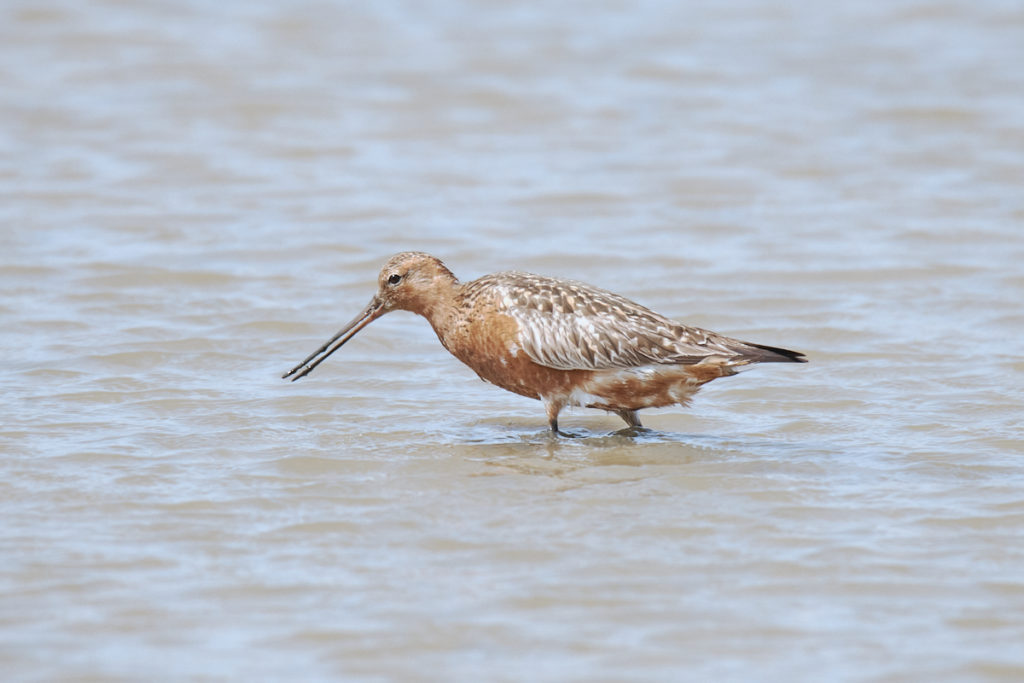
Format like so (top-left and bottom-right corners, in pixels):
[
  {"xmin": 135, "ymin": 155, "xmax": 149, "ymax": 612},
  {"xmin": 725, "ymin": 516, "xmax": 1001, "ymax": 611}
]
[{"xmin": 2, "ymin": 1, "xmax": 1023, "ymax": 680}]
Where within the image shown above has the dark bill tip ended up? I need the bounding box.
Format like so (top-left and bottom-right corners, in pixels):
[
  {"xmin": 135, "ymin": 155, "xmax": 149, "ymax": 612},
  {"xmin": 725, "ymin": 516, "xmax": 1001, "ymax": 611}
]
[{"xmin": 282, "ymin": 298, "xmax": 383, "ymax": 381}]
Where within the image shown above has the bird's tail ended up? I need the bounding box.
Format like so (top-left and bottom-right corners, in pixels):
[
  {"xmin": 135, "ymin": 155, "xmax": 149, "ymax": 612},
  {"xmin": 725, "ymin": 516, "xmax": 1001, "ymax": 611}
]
[{"xmin": 745, "ymin": 342, "xmax": 807, "ymax": 363}]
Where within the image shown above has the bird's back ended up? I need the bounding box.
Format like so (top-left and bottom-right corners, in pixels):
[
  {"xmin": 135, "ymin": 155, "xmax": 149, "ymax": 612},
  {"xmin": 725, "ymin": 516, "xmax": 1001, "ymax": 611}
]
[{"xmin": 458, "ymin": 270, "xmax": 804, "ymax": 372}]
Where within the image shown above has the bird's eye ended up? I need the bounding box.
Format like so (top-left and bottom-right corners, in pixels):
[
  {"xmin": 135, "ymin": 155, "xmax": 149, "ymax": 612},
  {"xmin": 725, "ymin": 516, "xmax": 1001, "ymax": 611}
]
[{"xmin": 388, "ymin": 273, "xmax": 402, "ymax": 285}]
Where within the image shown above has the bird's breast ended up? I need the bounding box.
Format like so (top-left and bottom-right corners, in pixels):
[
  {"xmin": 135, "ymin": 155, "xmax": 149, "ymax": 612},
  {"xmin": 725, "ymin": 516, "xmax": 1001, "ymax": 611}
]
[{"xmin": 436, "ymin": 310, "xmax": 588, "ymax": 401}]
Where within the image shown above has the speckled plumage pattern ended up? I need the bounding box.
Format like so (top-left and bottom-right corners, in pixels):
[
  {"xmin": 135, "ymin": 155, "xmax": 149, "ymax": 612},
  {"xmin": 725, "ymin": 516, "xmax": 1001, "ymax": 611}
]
[
  {"xmin": 459, "ymin": 271, "xmax": 795, "ymax": 371},
  {"xmin": 284, "ymin": 251, "xmax": 807, "ymax": 434}
]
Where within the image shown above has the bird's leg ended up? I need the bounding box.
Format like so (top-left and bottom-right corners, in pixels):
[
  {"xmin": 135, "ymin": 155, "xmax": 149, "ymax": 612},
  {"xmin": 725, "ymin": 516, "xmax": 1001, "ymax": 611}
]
[
  {"xmin": 614, "ymin": 409, "xmax": 642, "ymax": 429},
  {"xmin": 544, "ymin": 397, "xmax": 566, "ymax": 436}
]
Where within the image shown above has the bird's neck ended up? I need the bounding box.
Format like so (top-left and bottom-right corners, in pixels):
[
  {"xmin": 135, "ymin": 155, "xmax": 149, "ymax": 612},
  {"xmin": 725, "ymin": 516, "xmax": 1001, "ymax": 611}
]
[{"xmin": 415, "ymin": 281, "xmax": 461, "ymax": 345}]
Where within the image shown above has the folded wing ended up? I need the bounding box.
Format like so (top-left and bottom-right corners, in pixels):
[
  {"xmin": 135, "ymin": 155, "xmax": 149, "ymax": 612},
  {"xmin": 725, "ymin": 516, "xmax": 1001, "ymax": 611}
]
[{"xmin": 469, "ymin": 272, "xmax": 801, "ymax": 372}]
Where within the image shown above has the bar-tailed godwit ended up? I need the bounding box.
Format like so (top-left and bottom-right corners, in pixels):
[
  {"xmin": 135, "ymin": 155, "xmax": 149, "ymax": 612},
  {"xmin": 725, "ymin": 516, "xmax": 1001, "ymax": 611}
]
[{"xmin": 284, "ymin": 252, "xmax": 806, "ymax": 434}]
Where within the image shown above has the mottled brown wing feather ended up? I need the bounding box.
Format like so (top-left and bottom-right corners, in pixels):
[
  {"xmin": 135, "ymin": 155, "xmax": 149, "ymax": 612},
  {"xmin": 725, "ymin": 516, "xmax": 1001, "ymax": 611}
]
[{"xmin": 461, "ymin": 271, "xmax": 762, "ymax": 371}]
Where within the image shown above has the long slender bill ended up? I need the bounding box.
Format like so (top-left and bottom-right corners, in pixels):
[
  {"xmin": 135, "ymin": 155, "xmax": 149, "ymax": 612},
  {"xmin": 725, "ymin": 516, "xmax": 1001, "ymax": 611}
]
[{"xmin": 282, "ymin": 297, "xmax": 383, "ymax": 381}]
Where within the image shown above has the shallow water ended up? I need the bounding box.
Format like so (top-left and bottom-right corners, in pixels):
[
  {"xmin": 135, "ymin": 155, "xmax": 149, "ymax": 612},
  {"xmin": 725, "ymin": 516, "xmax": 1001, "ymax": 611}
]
[{"xmin": 2, "ymin": 0, "xmax": 1023, "ymax": 680}]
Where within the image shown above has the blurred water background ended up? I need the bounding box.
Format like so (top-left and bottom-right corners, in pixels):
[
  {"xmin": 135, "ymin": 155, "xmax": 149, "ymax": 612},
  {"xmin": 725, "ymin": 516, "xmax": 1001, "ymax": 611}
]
[{"xmin": 2, "ymin": 0, "xmax": 1023, "ymax": 680}]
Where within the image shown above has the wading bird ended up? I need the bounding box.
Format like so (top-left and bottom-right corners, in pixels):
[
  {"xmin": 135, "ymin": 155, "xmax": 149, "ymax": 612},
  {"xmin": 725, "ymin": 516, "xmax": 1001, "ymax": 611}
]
[{"xmin": 284, "ymin": 252, "xmax": 806, "ymax": 434}]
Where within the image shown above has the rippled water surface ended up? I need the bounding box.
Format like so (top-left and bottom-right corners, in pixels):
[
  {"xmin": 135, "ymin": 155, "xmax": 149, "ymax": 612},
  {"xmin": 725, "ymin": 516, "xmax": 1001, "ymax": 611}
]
[{"xmin": 3, "ymin": 0, "xmax": 1023, "ymax": 680}]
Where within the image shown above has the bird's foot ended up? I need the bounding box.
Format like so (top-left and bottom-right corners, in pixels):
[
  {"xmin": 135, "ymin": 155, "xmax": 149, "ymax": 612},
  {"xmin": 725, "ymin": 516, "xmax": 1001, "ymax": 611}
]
[
  {"xmin": 547, "ymin": 418, "xmax": 583, "ymax": 438},
  {"xmin": 610, "ymin": 425, "xmax": 651, "ymax": 438}
]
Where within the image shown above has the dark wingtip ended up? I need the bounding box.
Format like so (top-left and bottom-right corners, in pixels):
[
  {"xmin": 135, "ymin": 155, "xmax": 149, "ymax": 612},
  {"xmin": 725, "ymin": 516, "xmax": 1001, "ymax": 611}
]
[{"xmin": 748, "ymin": 342, "xmax": 808, "ymax": 363}]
